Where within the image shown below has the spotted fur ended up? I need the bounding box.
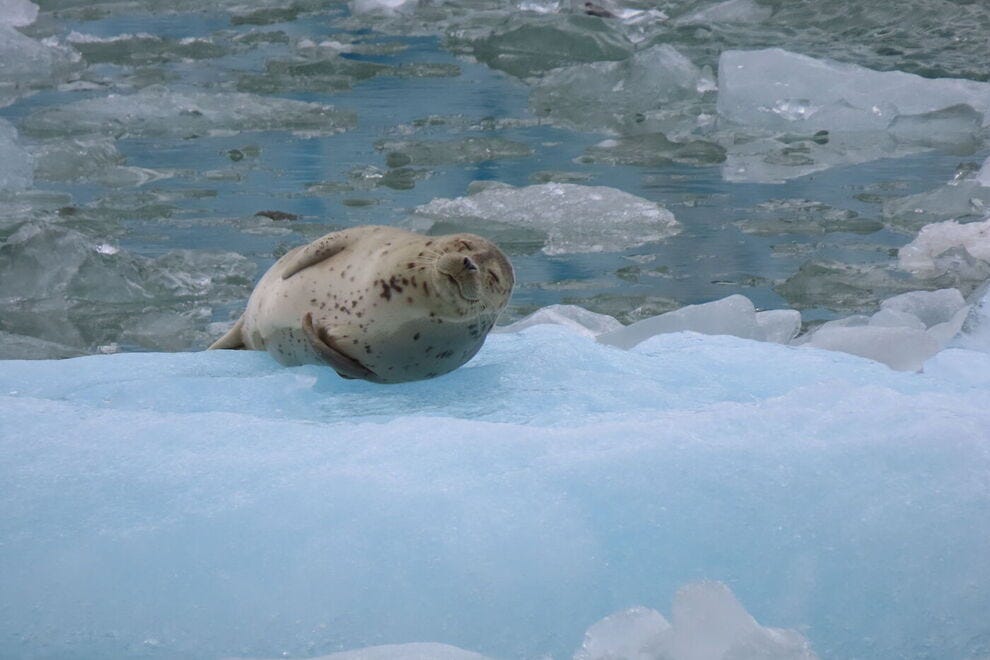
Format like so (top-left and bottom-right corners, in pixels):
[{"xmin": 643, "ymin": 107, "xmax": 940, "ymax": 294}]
[{"xmin": 208, "ymin": 225, "xmax": 514, "ymax": 383}]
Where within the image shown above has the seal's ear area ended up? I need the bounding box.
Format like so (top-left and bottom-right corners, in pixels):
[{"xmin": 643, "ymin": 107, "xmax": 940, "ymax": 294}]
[
  {"xmin": 281, "ymin": 230, "xmax": 354, "ymax": 280},
  {"xmin": 207, "ymin": 317, "xmax": 246, "ymax": 350},
  {"xmin": 301, "ymin": 313, "xmax": 381, "ymax": 382},
  {"xmin": 436, "ymin": 253, "xmax": 481, "ymax": 301}
]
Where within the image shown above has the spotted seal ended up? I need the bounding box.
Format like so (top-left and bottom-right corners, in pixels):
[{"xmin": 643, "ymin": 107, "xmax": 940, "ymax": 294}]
[{"xmin": 208, "ymin": 225, "xmax": 514, "ymax": 383}]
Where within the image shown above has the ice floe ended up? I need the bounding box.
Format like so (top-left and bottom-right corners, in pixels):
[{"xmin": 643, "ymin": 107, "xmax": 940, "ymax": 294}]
[
  {"xmin": 19, "ymin": 86, "xmax": 357, "ymax": 138},
  {"xmin": 410, "ymin": 182, "xmax": 680, "ymax": 255}
]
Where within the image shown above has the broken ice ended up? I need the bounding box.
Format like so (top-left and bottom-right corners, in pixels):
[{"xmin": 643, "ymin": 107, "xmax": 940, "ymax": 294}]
[
  {"xmin": 20, "ymin": 86, "xmax": 357, "ymax": 138},
  {"xmin": 409, "ymin": 182, "xmax": 680, "ymax": 255}
]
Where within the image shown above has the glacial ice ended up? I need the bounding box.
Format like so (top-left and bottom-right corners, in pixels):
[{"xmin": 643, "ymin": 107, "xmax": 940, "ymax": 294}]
[
  {"xmin": 375, "ymin": 137, "xmax": 533, "ymax": 166},
  {"xmin": 0, "ymin": 0, "xmax": 38, "ymax": 27},
  {"xmin": 717, "ymin": 48, "xmax": 990, "ymax": 132},
  {"xmin": 0, "ymin": 119, "xmax": 32, "ymax": 191},
  {"xmin": 671, "ymin": 0, "xmax": 772, "ymax": 27},
  {"xmin": 255, "ymin": 583, "xmax": 817, "ymax": 660},
  {"xmin": 898, "ymin": 218, "xmax": 990, "ymax": 278},
  {"xmin": 597, "ymin": 294, "xmax": 800, "ymax": 349},
  {"xmin": 19, "ymin": 86, "xmax": 357, "ymax": 139},
  {"xmin": 529, "ymin": 44, "xmax": 711, "ymax": 136},
  {"xmin": 409, "ymin": 182, "xmax": 680, "ymax": 255},
  {"xmin": 576, "ymin": 581, "xmax": 816, "ymax": 660},
  {"xmin": 495, "ymin": 303, "xmax": 624, "ymax": 339},
  {"xmin": 0, "ymin": 217, "xmax": 255, "ymax": 354},
  {"xmin": 0, "ymin": 23, "xmax": 82, "ymax": 108},
  {"xmin": 2, "ymin": 315, "xmax": 990, "ymax": 659},
  {"xmin": 716, "ymin": 48, "xmax": 990, "ymax": 182},
  {"xmin": 461, "ymin": 13, "xmax": 634, "ymax": 78}
]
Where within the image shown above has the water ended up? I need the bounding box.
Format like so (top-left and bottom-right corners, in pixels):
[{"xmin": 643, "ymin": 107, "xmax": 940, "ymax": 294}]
[{"xmin": 3, "ymin": 1, "xmax": 989, "ymax": 356}]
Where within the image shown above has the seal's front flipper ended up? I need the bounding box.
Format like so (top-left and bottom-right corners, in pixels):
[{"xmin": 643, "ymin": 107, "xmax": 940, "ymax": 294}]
[
  {"xmin": 281, "ymin": 230, "xmax": 353, "ymax": 280},
  {"xmin": 301, "ymin": 312, "xmax": 380, "ymax": 382},
  {"xmin": 208, "ymin": 317, "xmax": 245, "ymax": 349}
]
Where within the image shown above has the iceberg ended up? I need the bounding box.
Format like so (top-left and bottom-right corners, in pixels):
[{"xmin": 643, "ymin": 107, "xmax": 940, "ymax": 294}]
[
  {"xmin": 409, "ymin": 182, "xmax": 680, "ymax": 255},
  {"xmin": 2, "ymin": 320, "xmax": 990, "ymax": 659}
]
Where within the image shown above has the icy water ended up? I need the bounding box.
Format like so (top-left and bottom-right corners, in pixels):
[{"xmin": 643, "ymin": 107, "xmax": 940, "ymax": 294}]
[
  {"xmin": 2, "ymin": 0, "xmax": 989, "ymax": 356},
  {"xmin": 2, "ymin": 3, "xmax": 990, "ymax": 659}
]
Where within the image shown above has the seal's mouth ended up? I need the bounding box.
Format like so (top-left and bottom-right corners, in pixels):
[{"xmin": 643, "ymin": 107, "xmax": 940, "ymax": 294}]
[{"xmin": 438, "ymin": 254, "xmax": 482, "ymax": 302}]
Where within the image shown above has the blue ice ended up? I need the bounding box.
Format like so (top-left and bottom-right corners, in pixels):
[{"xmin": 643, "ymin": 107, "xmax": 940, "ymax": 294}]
[{"xmin": 1, "ymin": 326, "xmax": 989, "ymax": 659}]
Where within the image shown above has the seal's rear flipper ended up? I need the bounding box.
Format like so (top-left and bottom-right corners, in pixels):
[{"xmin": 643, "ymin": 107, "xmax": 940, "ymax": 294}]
[
  {"xmin": 281, "ymin": 230, "xmax": 353, "ymax": 280},
  {"xmin": 301, "ymin": 312, "xmax": 380, "ymax": 382},
  {"xmin": 208, "ymin": 317, "xmax": 245, "ymax": 350}
]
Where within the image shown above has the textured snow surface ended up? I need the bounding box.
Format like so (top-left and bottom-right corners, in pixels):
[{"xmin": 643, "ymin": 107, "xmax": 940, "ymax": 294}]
[{"xmin": 2, "ymin": 326, "xmax": 989, "ymax": 659}]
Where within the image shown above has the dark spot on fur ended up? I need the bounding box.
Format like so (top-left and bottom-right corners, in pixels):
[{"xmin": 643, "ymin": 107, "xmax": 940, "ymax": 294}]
[
  {"xmin": 407, "ymin": 262, "xmax": 415, "ymax": 268},
  {"xmin": 379, "ymin": 281, "xmax": 391, "ymax": 301},
  {"xmin": 407, "ymin": 297, "xmax": 414, "ymax": 304},
  {"xmin": 413, "ymin": 332, "xmax": 420, "ymax": 341}
]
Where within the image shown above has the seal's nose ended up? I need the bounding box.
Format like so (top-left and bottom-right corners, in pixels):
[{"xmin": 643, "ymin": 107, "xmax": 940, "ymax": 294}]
[{"xmin": 462, "ymin": 256, "xmax": 478, "ymax": 272}]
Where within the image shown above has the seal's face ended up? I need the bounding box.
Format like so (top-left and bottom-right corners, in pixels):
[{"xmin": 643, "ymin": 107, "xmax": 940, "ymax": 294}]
[{"xmin": 432, "ymin": 234, "xmax": 514, "ymax": 316}]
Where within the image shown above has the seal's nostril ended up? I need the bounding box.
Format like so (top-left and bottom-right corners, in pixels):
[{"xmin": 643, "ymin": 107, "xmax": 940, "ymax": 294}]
[{"xmin": 463, "ymin": 257, "xmax": 478, "ymax": 272}]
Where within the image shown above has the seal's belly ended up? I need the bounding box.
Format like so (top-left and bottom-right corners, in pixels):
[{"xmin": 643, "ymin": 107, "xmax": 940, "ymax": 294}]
[{"xmin": 356, "ymin": 317, "xmax": 489, "ymax": 382}]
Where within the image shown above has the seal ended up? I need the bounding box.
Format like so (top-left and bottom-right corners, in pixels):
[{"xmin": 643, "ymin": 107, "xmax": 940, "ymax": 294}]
[{"xmin": 208, "ymin": 225, "xmax": 514, "ymax": 383}]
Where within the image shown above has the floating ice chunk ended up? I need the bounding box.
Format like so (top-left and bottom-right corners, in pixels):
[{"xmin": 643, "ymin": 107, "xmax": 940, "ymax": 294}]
[
  {"xmin": 0, "ymin": 330, "xmax": 86, "ymax": 359},
  {"xmin": 28, "ymin": 137, "xmax": 127, "ymax": 183},
  {"xmin": 804, "ymin": 324, "xmax": 939, "ymax": 371},
  {"xmin": 0, "ymin": 219, "xmax": 255, "ymax": 353},
  {"xmin": 530, "ymin": 44, "xmax": 708, "ymax": 136},
  {"xmin": 977, "ymin": 156, "xmax": 990, "ymax": 187},
  {"xmin": 20, "ymin": 85, "xmax": 356, "ymax": 138},
  {"xmin": 882, "ymin": 179, "xmax": 990, "ymax": 229},
  {"xmin": 755, "ymin": 309, "xmax": 802, "ymax": 344},
  {"xmin": 0, "ymin": 0, "xmax": 38, "ymax": 27},
  {"xmin": 0, "ymin": 24, "xmax": 81, "ymax": 108},
  {"xmin": 574, "ymin": 606, "xmax": 670, "ymax": 660},
  {"xmin": 578, "ymin": 133, "xmax": 726, "ymax": 167},
  {"xmin": 349, "ymin": 0, "xmax": 418, "ymax": 14},
  {"xmin": 898, "ymin": 218, "xmax": 990, "ymax": 277},
  {"xmin": 868, "ymin": 308, "xmax": 926, "ymax": 331},
  {"xmin": 496, "ymin": 304, "xmax": 623, "ymax": 339},
  {"xmin": 776, "ymin": 261, "xmax": 920, "ymax": 313},
  {"xmin": 576, "ymin": 582, "xmax": 816, "ymax": 660},
  {"xmin": 955, "ymin": 281, "xmax": 990, "ymax": 352},
  {"xmin": 924, "ymin": 347, "xmax": 990, "ymax": 386},
  {"xmin": 736, "ymin": 199, "xmax": 881, "ymax": 235},
  {"xmin": 717, "ymin": 48, "xmax": 990, "ymax": 132},
  {"xmin": 598, "ymin": 294, "xmax": 798, "ymax": 349},
  {"xmin": 888, "ymin": 103, "xmax": 983, "ymax": 151},
  {"xmin": 0, "ymin": 119, "xmax": 32, "ymax": 191},
  {"xmin": 672, "ymin": 0, "xmax": 772, "ymax": 26},
  {"xmin": 411, "ymin": 182, "xmax": 679, "ymax": 255},
  {"xmin": 466, "ymin": 14, "xmax": 634, "ymax": 78},
  {"xmin": 66, "ymin": 31, "xmax": 226, "ymax": 65},
  {"xmin": 375, "ymin": 137, "xmax": 532, "ymax": 166},
  {"xmin": 250, "ymin": 643, "xmax": 491, "ymax": 660},
  {"xmin": 880, "ymin": 288, "xmax": 966, "ymax": 328}
]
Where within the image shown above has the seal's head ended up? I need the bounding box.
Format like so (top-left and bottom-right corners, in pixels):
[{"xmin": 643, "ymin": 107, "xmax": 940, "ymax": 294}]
[{"xmin": 431, "ymin": 233, "xmax": 514, "ymax": 319}]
